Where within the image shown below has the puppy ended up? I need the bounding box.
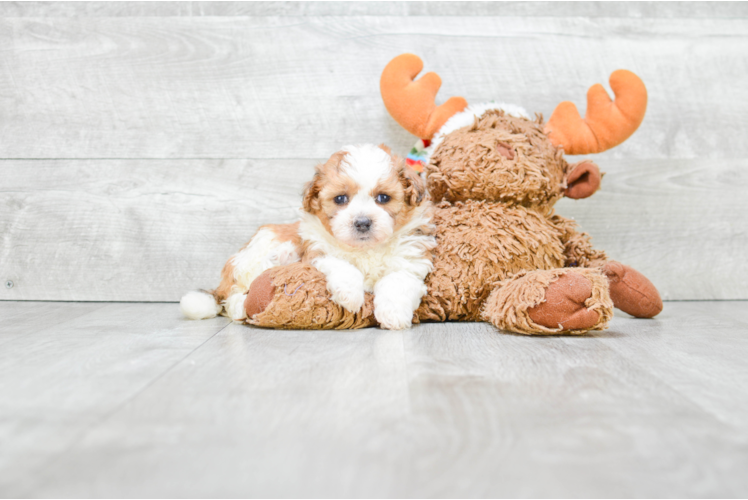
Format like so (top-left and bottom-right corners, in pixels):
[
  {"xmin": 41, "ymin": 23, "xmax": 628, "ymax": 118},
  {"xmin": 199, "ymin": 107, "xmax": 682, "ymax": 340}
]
[{"xmin": 180, "ymin": 144, "xmax": 435, "ymax": 330}]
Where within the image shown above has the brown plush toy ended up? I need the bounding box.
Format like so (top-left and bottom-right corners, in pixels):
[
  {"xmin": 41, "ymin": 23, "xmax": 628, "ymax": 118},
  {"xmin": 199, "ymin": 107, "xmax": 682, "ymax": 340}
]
[{"xmin": 243, "ymin": 54, "xmax": 662, "ymax": 334}]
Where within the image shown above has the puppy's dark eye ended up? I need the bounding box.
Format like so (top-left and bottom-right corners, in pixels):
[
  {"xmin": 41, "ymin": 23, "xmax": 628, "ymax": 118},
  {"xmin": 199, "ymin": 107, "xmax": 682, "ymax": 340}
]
[
  {"xmin": 375, "ymin": 193, "xmax": 391, "ymax": 204},
  {"xmin": 334, "ymin": 195, "xmax": 348, "ymax": 205}
]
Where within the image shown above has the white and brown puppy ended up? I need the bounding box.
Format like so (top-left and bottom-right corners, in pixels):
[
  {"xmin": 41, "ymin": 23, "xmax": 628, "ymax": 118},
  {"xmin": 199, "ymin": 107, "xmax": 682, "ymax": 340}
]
[
  {"xmin": 299, "ymin": 144, "xmax": 435, "ymax": 329},
  {"xmin": 180, "ymin": 144, "xmax": 435, "ymax": 330}
]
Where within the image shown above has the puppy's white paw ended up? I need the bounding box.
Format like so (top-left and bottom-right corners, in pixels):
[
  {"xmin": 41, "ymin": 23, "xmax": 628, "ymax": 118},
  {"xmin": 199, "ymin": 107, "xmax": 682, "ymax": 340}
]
[
  {"xmin": 329, "ymin": 281, "xmax": 365, "ymax": 313},
  {"xmin": 374, "ymin": 298, "xmax": 414, "ymax": 330},
  {"xmin": 313, "ymin": 255, "xmax": 366, "ymax": 313},
  {"xmin": 224, "ymin": 293, "xmax": 248, "ymax": 321}
]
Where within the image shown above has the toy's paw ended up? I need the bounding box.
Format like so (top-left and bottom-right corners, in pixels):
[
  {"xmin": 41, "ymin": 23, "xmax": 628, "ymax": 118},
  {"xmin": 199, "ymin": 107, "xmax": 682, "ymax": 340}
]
[
  {"xmin": 245, "ymin": 269, "xmax": 276, "ymax": 319},
  {"xmin": 528, "ymin": 272, "xmax": 600, "ymax": 330},
  {"xmin": 603, "ymin": 261, "xmax": 663, "ymax": 318},
  {"xmin": 374, "ymin": 296, "xmax": 413, "ymax": 330}
]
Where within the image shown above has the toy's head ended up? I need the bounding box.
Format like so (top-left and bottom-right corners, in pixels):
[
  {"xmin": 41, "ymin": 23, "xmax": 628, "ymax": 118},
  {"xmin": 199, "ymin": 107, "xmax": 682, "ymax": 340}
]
[{"xmin": 380, "ymin": 54, "xmax": 647, "ymax": 209}]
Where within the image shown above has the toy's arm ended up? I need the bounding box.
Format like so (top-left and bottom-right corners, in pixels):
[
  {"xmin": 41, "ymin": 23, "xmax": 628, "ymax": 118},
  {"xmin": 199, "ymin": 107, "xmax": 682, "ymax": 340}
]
[
  {"xmin": 563, "ymin": 231, "xmax": 608, "ymax": 268},
  {"xmin": 550, "ymin": 214, "xmax": 608, "ymax": 268},
  {"xmin": 245, "ymin": 263, "xmax": 376, "ymax": 330}
]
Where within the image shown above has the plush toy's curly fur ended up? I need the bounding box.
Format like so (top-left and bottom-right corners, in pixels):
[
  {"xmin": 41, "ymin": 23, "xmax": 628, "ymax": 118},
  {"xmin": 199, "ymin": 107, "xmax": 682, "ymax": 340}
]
[
  {"xmin": 242, "ymin": 106, "xmax": 663, "ymax": 334},
  {"xmin": 427, "ymin": 112, "xmax": 566, "ymax": 209},
  {"xmin": 247, "ymin": 262, "xmax": 377, "ymax": 330},
  {"xmin": 482, "ymin": 267, "xmax": 614, "ymax": 335},
  {"xmin": 238, "ymin": 55, "xmax": 662, "ymax": 334},
  {"xmin": 415, "ymin": 198, "xmax": 576, "ymax": 322}
]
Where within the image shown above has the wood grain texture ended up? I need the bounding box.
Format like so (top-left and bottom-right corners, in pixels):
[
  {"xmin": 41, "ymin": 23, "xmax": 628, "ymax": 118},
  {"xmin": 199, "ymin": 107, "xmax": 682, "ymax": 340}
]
[
  {"xmin": 0, "ymin": 16, "xmax": 746, "ymax": 159},
  {"xmin": 398, "ymin": 317, "xmax": 748, "ymax": 497},
  {"xmin": 555, "ymin": 158, "xmax": 748, "ymax": 301},
  {"xmin": 193, "ymin": 1, "xmax": 748, "ymax": 18},
  {"xmin": 1, "ymin": 301, "xmax": 746, "ymax": 497},
  {"xmin": 0, "ymin": 302, "xmax": 231, "ymax": 495},
  {"xmin": 1, "ymin": 7, "xmax": 745, "ymax": 302},
  {"xmin": 3, "ymin": 1, "xmax": 746, "ymax": 18},
  {"xmin": 0, "ymin": 158, "xmax": 309, "ymax": 301},
  {"xmin": 2, "ymin": 157, "xmax": 746, "ymax": 301},
  {"xmin": 0, "ymin": 1, "xmax": 194, "ymax": 17},
  {"xmin": 0, "ymin": 301, "xmax": 107, "ymax": 346}
]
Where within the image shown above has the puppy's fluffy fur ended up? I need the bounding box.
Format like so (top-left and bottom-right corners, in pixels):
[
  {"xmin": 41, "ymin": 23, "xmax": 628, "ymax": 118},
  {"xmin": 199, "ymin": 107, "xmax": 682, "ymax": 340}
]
[{"xmin": 180, "ymin": 144, "xmax": 435, "ymax": 330}]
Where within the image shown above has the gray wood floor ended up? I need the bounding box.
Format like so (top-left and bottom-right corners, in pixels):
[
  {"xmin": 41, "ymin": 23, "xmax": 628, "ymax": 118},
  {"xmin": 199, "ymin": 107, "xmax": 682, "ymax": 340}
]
[{"xmin": 1, "ymin": 301, "xmax": 747, "ymax": 497}]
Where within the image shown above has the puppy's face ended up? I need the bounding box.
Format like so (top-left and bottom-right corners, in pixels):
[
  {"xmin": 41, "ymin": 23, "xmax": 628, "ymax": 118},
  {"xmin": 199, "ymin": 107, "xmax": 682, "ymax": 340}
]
[{"xmin": 303, "ymin": 144, "xmax": 425, "ymax": 247}]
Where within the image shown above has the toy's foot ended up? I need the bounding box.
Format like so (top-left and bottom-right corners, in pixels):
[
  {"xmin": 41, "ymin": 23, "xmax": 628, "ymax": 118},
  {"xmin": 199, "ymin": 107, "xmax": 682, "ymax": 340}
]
[
  {"xmin": 527, "ymin": 272, "xmax": 600, "ymax": 330},
  {"xmin": 245, "ymin": 269, "xmax": 275, "ymax": 319},
  {"xmin": 603, "ymin": 261, "xmax": 663, "ymax": 318}
]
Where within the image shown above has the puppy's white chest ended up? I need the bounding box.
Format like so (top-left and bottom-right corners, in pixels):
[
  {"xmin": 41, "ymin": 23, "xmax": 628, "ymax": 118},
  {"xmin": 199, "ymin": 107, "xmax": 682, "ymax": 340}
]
[{"xmin": 343, "ymin": 249, "xmax": 397, "ymax": 291}]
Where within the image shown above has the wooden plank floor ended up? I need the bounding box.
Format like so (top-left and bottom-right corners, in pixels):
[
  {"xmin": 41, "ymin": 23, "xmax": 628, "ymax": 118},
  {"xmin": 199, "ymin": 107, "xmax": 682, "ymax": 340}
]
[{"xmin": 1, "ymin": 301, "xmax": 747, "ymax": 497}]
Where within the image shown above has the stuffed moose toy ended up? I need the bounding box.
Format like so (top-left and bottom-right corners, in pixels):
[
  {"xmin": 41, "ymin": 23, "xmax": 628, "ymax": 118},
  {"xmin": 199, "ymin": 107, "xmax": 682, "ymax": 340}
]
[{"xmin": 239, "ymin": 53, "xmax": 662, "ymax": 334}]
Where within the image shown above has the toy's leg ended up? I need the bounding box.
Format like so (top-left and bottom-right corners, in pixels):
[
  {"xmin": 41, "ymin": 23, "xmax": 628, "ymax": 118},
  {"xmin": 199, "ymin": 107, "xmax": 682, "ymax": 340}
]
[
  {"xmin": 602, "ymin": 261, "xmax": 663, "ymax": 318},
  {"xmin": 558, "ymin": 220, "xmax": 662, "ymax": 319},
  {"xmin": 482, "ymin": 268, "xmax": 613, "ymax": 335},
  {"xmin": 244, "ymin": 262, "xmax": 377, "ymax": 330}
]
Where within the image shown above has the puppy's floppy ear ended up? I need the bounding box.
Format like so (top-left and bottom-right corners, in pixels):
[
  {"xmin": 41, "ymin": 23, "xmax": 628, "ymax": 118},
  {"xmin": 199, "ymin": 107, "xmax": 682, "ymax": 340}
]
[
  {"xmin": 400, "ymin": 163, "xmax": 426, "ymax": 206},
  {"xmin": 303, "ymin": 151, "xmax": 346, "ymax": 212},
  {"xmin": 378, "ymin": 143, "xmax": 394, "ymax": 156},
  {"xmin": 302, "ymin": 168, "xmax": 322, "ymax": 213}
]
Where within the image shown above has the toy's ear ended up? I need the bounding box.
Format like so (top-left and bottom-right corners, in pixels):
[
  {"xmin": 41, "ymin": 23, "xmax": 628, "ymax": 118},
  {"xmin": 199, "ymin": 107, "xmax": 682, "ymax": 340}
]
[
  {"xmin": 565, "ymin": 161, "xmax": 601, "ymax": 199},
  {"xmin": 380, "ymin": 53, "xmax": 468, "ymax": 140}
]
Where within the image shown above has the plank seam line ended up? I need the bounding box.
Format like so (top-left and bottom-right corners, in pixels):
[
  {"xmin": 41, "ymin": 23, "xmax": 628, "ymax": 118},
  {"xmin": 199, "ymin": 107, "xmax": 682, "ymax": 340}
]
[
  {"xmin": 3, "ymin": 299, "xmax": 747, "ymax": 304},
  {"xmin": 2, "ymin": 157, "xmax": 741, "ymax": 162},
  {"xmin": 0, "ymin": 157, "xmax": 325, "ymax": 161},
  {"xmin": 0, "ymin": 300, "xmax": 186, "ymax": 303},
  {"xmin": 25, "ymin": 319, "xmax": 232, "ymax": 494},
  {"xmin": 2, "ymin": 14, "xmax": 741, "ymax": 19}
]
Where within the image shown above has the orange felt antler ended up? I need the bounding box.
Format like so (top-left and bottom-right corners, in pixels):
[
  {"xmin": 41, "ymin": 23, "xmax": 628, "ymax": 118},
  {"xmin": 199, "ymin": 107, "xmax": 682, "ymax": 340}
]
[
  {"xmin": 545, "ymin": 70, "xmax": 647, "ymax": 155},
  {"xmin": 380, "ymin": 54, "xmax": 468, "ymax": 140}
]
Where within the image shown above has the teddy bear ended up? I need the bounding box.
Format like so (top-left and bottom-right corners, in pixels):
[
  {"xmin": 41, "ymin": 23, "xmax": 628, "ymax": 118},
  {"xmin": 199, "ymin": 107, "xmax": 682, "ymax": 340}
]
[{"xmin": 240, "ymin": 54, "xmax": 662, "ymax": 334}]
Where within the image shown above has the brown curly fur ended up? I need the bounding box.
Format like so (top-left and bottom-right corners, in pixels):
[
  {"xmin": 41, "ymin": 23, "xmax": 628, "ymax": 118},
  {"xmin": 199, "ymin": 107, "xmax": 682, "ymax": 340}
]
[
  {"xmin": 481, "ymin": 268, "xmax": 613, "ymax": 335},
  {"xmin": 416, "ymin": 200, "xmax": 568, "ymax": 322},
  {"xmin": 427, "ymin": 111, "xmax": 568, "ymax": 210},
  {"xmin": 247, "ymin": 111, "xmax": 617, "ymax": 334},
  {"xmin": 247, "ymin": 263, "xmax": 377, "ymax": 330}
]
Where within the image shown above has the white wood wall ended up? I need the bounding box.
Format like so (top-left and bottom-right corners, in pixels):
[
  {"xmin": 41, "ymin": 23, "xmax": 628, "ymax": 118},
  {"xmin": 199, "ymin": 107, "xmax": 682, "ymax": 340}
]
[{"xmin": 1, "ymin": 2, "xmax": 746, "ymax": 302}]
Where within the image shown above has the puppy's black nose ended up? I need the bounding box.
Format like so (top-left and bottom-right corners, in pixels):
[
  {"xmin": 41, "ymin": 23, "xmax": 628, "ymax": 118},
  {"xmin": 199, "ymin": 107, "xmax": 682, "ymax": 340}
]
[{"xmin": 354, "ymin": 217, "xmax": 372, "ymax": 233}]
